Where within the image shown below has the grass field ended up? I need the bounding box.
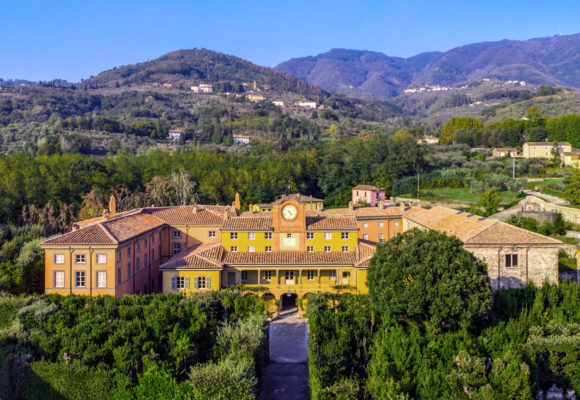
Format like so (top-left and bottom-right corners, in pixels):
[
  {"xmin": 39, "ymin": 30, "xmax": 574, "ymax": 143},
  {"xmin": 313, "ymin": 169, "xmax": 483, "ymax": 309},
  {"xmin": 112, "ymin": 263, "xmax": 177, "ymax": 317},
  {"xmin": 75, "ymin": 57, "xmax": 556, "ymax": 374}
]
[{"xmin": 403, "ymin": 187, "xmax": 524, "ymax": 204}]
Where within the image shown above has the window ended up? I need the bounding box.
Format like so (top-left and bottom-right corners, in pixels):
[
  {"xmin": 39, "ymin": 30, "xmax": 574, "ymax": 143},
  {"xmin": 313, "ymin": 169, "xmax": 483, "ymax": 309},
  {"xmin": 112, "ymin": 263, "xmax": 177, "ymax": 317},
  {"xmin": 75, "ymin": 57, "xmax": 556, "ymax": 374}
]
[
  {"xmin": 171, "ymin": 276, "xmax": 189, "ymax": 290},
  {"xmin": 307, "ymin": 246, "xmax": 314, "ymax": 252},
  {"xmin": 265, "ymin": 246, "xmax": 272, "ymax": 252},
  {"xmin": 394, "ymin": 221, "xmax": 399, "ymax": 227},
  {"xmin": 324, "ymin": 232, "xmax": 332, "ymax": 240},
  {"xmin": 96, "ymin": 254, "xmax": 107, "ymax": 264},
  {"xmin": 173, "ymin": 230, "xmax": 181, "ymax": 239},
  {"xmin": 378, "ymin": 233, "xmax": 385, "ymax": 243},
  {"xmin": 248, "ymin": 232, "xmax": 256, "ymax": 240},
  {"xmin": 144, "ymin": 257, "xmax": 148, "ymax": 268},
  {"xmin": 152, "ymin": 235, "xmax": 155, "ymax": 244},
  {"xmin": 264, "ymin": 270, "xmax": 272, "ymax": 280},
  {"xmin": 265, "ymin": 232, "xmax": 272, "ymax": 240},
  {"xmin": 378, "ymin": 221, "xmax": 384, "ymax": 228},
  {"xmin": 117, "ymin": 252, "xmax": 121, "ymax": 262},
  {"xmin": 307, "ymin": 232, "xmax": 314, "ymax": 240},
  {"xmin": 144, "ymin": 240, "xmax": 147, "ymax": 249},
  {"xmin": 96, "ymin": 271, "xmax": 107, "ymax": 288},
  {"xmin": 324, "ymin": 246, "xmax": 331, "ymax": 252},
  {"xmin": 248, "ymin": 246, "xmax": 255, "ymax": 253},
  {"xmin": 127, "ymin": 263, "xmax": 131, "ymax": 278},
  {"xmin": 127, "ymin": 247, "xmax": 131, "ymax": 257},
  {"xmin": 54, "ymin": 254, "xmax": 65, "ymax": 264},
  {"xmin": 394, "ymin": 232, "xmax": 400, "ymax": 237},
  {"xmin": 241, "ymin": 271, "xmax": 248, "ymax": 281},
  {"xmin": 75, "ymin": 271, "xmax": 86, "ymax": 287},
  {"xmin": 172, "ymin": 243, "xmax": 181, "ymax": 255},
  {"xmin": 505, "ymin": 254, "xmax": 518, "ymax": 268},
  {"xmin": 209, "ymin": 230, "xmax": 216, "ymax": 238},
  {"xmin": 362, "ymin": 234, "xmax": 369, "ymax": 240},
  {"xmin": 117, "ymin": 268, "xmax": 121, "ymax": 284},
  {"xmin": 287, "ymin": 233, "xmax": 292, "ymax": 238},
  {"xmin": 230, "ymin": 246, "xmax": 238, "ymax": 252},
  {"xmin": 152, "ymin": 248, "xmax": 155, "ymax": 261},
  {"xmin": 136, "ymin": 257, "xmax": 140, "ymax": 272},
  {"xmin": 285, "ymin": 270, "xmax": 294, "ymax": 280},
  {"xmin": 307, "ymin": 270, "xmax": 315, "ymax": 280},
  {"xmin": 329, "ymin": 270, "xmax": 337, "ymax": 281},
  {"xmin": 341, "ymin": 232, "xmax": 349, "ymax": 240},
  {"xmin": 230, "ymin": 232, "xmax": 238, "ymax": 240},
  {"xmin": 136, "ymin": 243, "xmax": 140, "ymax": 252},
  {"xmin": 342, "ymin": 246, "xmax": 349, "ymax": 252},
  {"xmin": 194, "ymin": 277, "xmax": 209, "ymax": 289},
  {"xmin": 54, "ymin": 271, "xmax": 65, "ymax": 288},
  {"xmin": 75, "ymin": 254, "xmax": 86, "ymax": 264},
  {"xmin": 362, "ymin": 222, "xmax": 368, "ymax": 228}
]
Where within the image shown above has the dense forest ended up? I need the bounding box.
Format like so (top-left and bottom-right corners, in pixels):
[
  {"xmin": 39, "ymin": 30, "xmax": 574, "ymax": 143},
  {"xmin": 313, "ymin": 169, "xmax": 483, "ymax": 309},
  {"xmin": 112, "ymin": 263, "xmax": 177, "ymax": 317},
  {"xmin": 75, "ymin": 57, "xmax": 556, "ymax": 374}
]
[{"xmin": 307, "ymin": 230, "xmax": 580, "ymax": 399}]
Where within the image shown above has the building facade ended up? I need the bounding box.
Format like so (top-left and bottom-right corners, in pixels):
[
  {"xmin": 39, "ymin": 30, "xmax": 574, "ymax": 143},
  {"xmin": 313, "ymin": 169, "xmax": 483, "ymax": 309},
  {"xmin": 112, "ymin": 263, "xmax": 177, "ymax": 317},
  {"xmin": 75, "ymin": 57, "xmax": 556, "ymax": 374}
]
[
  {"xmin": 352, "ymin": 185, "xmax": 386, "ymax": 207},
  {"xmin": 523, "ymin": 142, "xmax": 572, "ymax": 159},
  {"xmin": 492, "ymin": 148, "xmax": 518, "ymax": 158}
]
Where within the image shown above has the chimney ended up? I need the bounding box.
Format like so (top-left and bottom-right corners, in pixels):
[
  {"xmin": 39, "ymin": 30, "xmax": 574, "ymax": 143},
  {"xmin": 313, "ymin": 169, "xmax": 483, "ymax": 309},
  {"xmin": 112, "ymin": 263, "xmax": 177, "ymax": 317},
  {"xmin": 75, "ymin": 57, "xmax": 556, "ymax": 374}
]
[
  {"xmin": 234, "ymin": 192, "xmax": 241, "ymax": 211},
  {"xmin": 348, "ymin": 201, "xmax": 354, "ymax": 211},
  {"xmin": 108, "ymin": 195, "xmax": 116, "ymax": 217},
  {"xmin": 102, "ymin": 209, "xmax": 110, "ymax": 220},
  {"xmin": 192, "ymin": 206, "xmax": 198, "ymax": 214},
  {"xmin": 399, "ymin": 202, "xmax": 405, "ymax": 212}
]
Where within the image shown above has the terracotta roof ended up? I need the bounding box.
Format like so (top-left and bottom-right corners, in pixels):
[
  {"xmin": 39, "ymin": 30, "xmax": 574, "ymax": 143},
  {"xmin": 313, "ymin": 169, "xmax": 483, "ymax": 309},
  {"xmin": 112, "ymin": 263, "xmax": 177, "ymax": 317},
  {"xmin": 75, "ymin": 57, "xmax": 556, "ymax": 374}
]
[
  {"xmin": 525, "ymin": 142, "xmax": 571, "ymax": 146},
  {"xmin": 355, "ymin": 240, "xmax": 376, "ymax": 268},
  {"xmin": 403, "ymin": 206, "xmax": 562, "ymax": 245},
  {"xmin": 306, "ymin": 216, "xmax": 358, "ymax": 231},
  {"xmin": 159, "ymin": 241, "xmax": 224, "ymax": 270},
  {"xmin": 146, "ymin": 205, "xmax": 232, "ymax": 225},
  {"xmin": 274, "ymin": 193, "xmax": 324, "ymax": 203},
  {"xmin": 224, "ymin": 251, "xmax": 355, "ymax": 266},
  {"xmin": 352, "ymin": 185, "xmax": 381, "ymax": 191},
  {"xmin": 222, "ymin": 217, "xmax": 273, "ymax": 231},
  {"xmin": 43, "ymin": 224, "xmax": 117, "ymax": 245},
  {"xmin": 493, "ymin": 148, "xmax": 517, "ymax": 152},
  {"xmin": 324, "ymin": 206, "xmax": 402, "ymax": 218},
  {"xmin": 72, "ymin": 209, "xmax": 141, "ymax": 229}
]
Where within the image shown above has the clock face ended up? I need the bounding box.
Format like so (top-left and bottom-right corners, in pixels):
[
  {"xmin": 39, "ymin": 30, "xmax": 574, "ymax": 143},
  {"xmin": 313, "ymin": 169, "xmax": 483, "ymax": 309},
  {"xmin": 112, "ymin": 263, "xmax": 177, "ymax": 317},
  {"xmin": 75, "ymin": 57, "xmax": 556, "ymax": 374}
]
[{"xmin": 282, "ymin": 204, "xmax": 298, "ymax": 220}]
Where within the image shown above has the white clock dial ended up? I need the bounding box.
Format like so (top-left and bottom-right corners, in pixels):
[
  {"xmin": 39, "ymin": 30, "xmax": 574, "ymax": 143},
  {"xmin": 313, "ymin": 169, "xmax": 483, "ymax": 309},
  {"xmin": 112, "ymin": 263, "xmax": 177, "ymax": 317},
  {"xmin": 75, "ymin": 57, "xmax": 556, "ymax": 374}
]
[{"xmin": 282, "ymin": 204, "xmax": 297, "ymax": 220}]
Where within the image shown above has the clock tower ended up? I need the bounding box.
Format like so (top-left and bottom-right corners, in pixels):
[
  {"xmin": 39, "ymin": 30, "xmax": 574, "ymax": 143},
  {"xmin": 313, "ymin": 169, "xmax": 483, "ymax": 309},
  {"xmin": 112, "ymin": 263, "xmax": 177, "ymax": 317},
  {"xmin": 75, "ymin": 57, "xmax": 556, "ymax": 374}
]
[{"xmin": 272, "ymin": 199, "xmax": 306, "ymax": 251}]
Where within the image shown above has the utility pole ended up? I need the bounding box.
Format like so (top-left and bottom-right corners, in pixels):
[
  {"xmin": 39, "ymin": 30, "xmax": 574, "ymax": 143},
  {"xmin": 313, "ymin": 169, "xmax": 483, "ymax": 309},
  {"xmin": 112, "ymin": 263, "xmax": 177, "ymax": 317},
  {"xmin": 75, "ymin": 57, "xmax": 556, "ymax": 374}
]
[
  {"xmin": 417, "ymin": 173, "xmax": 420, "ymax": 199},
  {"xmin": 512, "ymin": 155, "xmax": 515, "ymax": 179}
]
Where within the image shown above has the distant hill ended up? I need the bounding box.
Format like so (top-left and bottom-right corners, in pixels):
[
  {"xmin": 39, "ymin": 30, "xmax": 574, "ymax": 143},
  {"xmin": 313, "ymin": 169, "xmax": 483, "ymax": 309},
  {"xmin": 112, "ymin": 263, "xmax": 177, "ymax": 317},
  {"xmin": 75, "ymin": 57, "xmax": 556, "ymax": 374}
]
[
  {"xmin": 276, "ymin": 34, "xmax": 580, "ymax": 99},
  {"xmin": 0, "ymin": 78, "xmax": 36, "ymax": 87},
  {"xmin": 86, "ymin": 48, "xmax": 326, "ymax": 96}
]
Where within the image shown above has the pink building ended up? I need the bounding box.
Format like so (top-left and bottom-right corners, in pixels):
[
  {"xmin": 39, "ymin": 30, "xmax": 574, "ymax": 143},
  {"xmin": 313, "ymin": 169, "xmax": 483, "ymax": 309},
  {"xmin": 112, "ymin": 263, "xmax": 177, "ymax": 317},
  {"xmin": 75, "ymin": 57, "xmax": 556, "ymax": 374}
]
[{"xmin": 352, "ymin": 185, "xmax": 386, "ymax": 207}]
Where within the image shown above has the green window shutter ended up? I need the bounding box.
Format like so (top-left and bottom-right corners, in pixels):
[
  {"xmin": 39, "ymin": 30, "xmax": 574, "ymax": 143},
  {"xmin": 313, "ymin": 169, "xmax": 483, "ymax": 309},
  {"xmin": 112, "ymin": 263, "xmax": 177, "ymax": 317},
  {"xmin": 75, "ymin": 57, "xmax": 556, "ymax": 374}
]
[
  {"xmin": 206, "ymin": 277, "xmax": 211, "ymax": 289},
  {"xmin": 171, "ymin": 277, "xmax": 176, "ymax": 290},
  {"xmin": 193, "ymin": 277, "xmax": 198, "ymax": 290},
  {"xmin": 185, "ymin": 277, "xmax": 190, "ymax": 289}
]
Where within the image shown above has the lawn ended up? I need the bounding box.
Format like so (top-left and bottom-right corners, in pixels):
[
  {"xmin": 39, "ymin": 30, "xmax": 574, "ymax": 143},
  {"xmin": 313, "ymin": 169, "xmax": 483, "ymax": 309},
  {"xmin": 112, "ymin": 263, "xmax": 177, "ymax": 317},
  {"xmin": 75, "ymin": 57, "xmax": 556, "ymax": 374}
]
[{"xmin": 401, "ymin": 187, "xmax": 524, "ymax": 204}]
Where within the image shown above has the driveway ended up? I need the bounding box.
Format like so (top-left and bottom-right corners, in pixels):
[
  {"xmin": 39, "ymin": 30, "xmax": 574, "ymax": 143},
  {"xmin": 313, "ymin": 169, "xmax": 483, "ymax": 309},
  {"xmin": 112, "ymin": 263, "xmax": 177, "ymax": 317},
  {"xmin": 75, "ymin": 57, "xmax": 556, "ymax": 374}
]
[
  {"xmin": 522, "ymin": 190, "xmax": 569, "ymax": 205},
  {"xmin": 259, "ymin": 309, "xmax": 310, "ymax": 400}
]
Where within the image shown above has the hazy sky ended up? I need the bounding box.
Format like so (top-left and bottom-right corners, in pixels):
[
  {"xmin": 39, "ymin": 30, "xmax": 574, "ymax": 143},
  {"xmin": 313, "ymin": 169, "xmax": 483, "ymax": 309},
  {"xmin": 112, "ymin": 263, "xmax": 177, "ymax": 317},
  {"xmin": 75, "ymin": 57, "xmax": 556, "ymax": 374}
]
[{"xmin": 2, "ymin": 0, "xmax": 579, "ymax": 81}]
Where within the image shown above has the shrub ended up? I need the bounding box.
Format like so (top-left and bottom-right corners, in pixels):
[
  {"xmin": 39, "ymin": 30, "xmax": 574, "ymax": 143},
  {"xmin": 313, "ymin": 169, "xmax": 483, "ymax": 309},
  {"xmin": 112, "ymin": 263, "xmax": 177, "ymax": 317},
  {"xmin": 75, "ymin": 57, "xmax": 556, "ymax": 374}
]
[{"xmin": 188, "ymin": 358, "xmax": 257, "ymax": 400}]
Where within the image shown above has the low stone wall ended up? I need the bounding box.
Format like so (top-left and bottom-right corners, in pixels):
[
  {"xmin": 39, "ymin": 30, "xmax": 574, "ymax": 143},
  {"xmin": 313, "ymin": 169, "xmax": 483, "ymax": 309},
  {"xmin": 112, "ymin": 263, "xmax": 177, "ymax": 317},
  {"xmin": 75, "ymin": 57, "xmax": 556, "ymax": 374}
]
[{"xmin": 525, "ymin": 196, "xmax": 580, "ymax": 225}]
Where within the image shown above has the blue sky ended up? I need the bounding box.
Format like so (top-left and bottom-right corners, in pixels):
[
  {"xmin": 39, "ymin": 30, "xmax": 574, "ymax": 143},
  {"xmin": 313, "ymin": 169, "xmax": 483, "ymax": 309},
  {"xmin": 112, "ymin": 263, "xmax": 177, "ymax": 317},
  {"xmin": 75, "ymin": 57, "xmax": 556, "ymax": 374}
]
[{"xmin": 1, "ymin": 0, "xmax": 579, "ymax": 81}]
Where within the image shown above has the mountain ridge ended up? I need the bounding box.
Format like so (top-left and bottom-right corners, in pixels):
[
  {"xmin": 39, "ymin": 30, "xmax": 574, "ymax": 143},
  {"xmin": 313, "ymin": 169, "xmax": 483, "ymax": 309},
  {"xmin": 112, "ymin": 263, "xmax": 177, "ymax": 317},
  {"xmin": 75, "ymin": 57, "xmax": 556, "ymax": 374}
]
[{"xmin": 275, "ymin": 34, "xmax": 580, "ymax": 99}]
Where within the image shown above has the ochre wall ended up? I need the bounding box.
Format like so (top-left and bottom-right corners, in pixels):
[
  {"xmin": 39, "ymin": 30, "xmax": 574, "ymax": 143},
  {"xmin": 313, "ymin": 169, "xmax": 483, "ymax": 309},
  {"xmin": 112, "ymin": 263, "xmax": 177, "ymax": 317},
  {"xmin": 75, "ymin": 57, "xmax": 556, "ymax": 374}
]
[{"xmin": 162, "ymin": 270, "xmax": 221, "ymax": 293}]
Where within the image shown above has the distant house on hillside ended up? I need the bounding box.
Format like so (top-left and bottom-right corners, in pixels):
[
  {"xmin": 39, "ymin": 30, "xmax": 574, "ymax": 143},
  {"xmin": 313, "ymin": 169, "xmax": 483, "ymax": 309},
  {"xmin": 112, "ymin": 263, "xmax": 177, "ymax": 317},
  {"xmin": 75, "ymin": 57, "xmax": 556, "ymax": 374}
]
[
  {"xmin": 562, "ymin": 152, "xmax": 580, "ymax": 168},
  {"xmin": 417, "ymin": 135, "xmax": 439, "ymax": 144},
  {"xmin": 190, "ymin": 83, "xmax": 213, "ymax": 93},
  {"xmin": 492, "ymin": 148, "xmax": 518, "ymax": 158},
  {"xmin": 352, "ymin": 185, "xmax": 386, "ymax": 207},
  {"xmin": 168, "ymin": 130, "xmax": 182, "ymax": 140},
  {"xmin": 273, "ymin": 100, "xmax": 285, "ymax": 107},
  {"xmin": 295, "ymin": 101, "xmax": 316, "ymax": 109},
  {"xmin": 523, "ymin": 142, "xmax": 572, "ymax": 159},
  {"xmin": 233, "ymin": 135, "xmax": 251, "ymax": 144},
  {"xmin": 247, "ymin": 94, "xmax": 265, "ymax": 102}
]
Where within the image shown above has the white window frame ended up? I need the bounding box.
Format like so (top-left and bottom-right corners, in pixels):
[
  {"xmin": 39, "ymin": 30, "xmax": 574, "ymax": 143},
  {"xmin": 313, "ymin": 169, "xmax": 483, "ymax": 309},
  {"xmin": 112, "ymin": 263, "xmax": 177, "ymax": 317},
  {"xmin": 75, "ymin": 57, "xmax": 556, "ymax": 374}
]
[
  {"xmin": 264, "ymin": 270, "xmax": 272, "ymax": 280},
  {"xmin": 362, "ymin": 222, "xmax": 368, "ymax": 228},
  {"xmin": 265, "ymin": 232, "xmax": 272, "ymax": 240},
  {"xmin": 96, "ymin": 254, "xmax": 107, "ymax": 264},
  {"xmin": 307, "ymin": 232, "xmax": 314, "ymax": 240},
  {"xmin": 172, "ymin": 230, "xmax": 182, "ymax": 239},
  {"xmin": 194, "ymin": 276, "xmax": 209, "ymax": 290},
  {"xmin": 171, "ymin": 276, "xmax": 189, "ymax": 290},
  {"xmin": 329, "ymin": 270, "xmax": 337, "ymax": 281},
  {"xmin": 172, "ymin": 243, "xmax": 181, "ymax": 255},
  {"xmin": 324, "ymin": 246, "xmax": 331, "ymax": 252},
  {"xmin": 324, "ymin": 232, "xmax": 332, "ymax": 240},
  {"xmin": 117, "ymin": 252, "xmax": 121, "ymax": 262},
  {"xmin": 307, "ymin": 246, "xmax": 314, "ymax": 252},
  {"xmin": 248, "ymin": 232, "xmax": 256, "ymax": 240},
  {"xmin": 394, "ymin": 221, "xmax": 399, "ymax": 227},
  {"xmin": 362, "ymin": 233, "xmax": 369, "ymax": 240},
  {"xmin": 307, "ymin": 270, "xmax": 315, "ymax": 280},
  {"xmin": 341, "ymin": 232, "xmax": 349, "ymax": 240},
  {"xmin": 75, "ymin": 271, "xmax": 86, "ymax": 288},
  {"xmin": 54, "ymin": 270, "xmax": 65, "ymax": 288},
  {"xmin": 285, "ymin": 270, "xmax": 294, "ymax": 280},
  {"xmin": 54, "ymin": 254, "xmax": 65, "ymax": 264},
  {"xmin": 209, "ymin": 230, "xmax": 216, "ymax": 238},
  {"xmin": 378, "ymin": 221, "xmax": 384, "ymax": 228},
  {"xmin": 265, "ymin": 246, "xmax": 272, "ymax": 252},
  {"xmin": 75, "ymin": 254, "xmax": 86, "ymax": 264},
  {"xmin": 342, "ymin": 246, "xmax": 349, "ymax": 252},
  {"xmin": 230, "ymin": 232, "xmax": 238, "ymax": 240},
  {"xmin": 248, "ymin": 246, "xmax": 255, "ymax": 253},
  {"xmin": 241, "ymin": 270, "xmax": 248, "ymax": 281},
  {"xmin": 96, "ymin": 271, "xmax": 107, "ymax": 288},
  {"xmin": 505, "ymin": 254, "xmax": 518, "ymax": 268},
  {"xmin": 230, "ymin": 246, "xmax": 238, "ymax": 252}
]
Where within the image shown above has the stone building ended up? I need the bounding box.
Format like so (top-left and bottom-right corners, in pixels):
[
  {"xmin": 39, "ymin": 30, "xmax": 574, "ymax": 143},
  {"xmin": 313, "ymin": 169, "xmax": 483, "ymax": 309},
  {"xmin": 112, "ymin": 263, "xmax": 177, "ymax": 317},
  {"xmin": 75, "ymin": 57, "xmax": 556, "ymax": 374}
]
[{"xmin": 403, "ymin": 206, "xmax": 563, "ymax": 289}]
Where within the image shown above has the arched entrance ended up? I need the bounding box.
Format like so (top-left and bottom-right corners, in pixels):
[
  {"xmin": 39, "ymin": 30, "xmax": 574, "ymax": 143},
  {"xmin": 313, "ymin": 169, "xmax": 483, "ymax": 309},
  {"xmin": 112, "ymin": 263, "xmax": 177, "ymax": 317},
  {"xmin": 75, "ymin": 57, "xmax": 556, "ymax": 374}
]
[{"xmin": 280, "ymin": 293, "xmax": 297, "ymax": 310}]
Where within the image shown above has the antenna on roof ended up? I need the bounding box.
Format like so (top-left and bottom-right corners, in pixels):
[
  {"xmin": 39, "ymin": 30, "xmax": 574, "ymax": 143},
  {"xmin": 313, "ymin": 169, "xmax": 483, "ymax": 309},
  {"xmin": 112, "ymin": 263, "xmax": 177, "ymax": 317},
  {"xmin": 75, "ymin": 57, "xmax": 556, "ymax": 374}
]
[{"xmin": 467, "ymin": 213, "xmax": 474, "ymax": 217}]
